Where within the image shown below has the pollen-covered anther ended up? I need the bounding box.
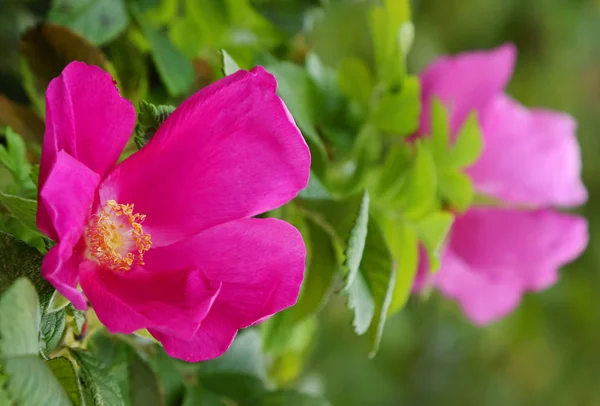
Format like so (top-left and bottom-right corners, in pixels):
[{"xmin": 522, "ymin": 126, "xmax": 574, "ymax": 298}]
[{"xmin": 86, "ymin": 200, "xmax": 152, "ymax": 271}]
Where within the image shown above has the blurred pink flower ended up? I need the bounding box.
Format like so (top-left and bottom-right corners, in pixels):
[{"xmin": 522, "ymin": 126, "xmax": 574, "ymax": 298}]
[
  {"xmin": 37, "ymin": 62, "xmax": 310, "ymax": 361},
  {"xmin": 414, "ymin": 44, "xmax": 588, "ymax": 324}
]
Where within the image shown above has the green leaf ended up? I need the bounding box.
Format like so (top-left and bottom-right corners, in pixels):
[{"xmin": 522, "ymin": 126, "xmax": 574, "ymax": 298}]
[
  {"xmin": 135, "ymin": 15, "xmax": 194, "ymax": 97},
  {"xmin": 0, "ymin": 278, "xmax": 72, "ymax": 406},
  {"xmin": 40, "ymin": 309, "xmax": 67, "ymax": 354},
  {"xmin": 66, "ymin": 304, "xmax": 86, "ymax": 336},
  {"xmin": 0, "ymin": 231, "xmax": 53, "ymax": 308},
  {"xmin": 182, "ymin": 386, "xmax": 225, "ymax": 406},
  {"xmin": 345, "ymin": 272, "xmax": 374, "ymax": 335},
  {"xmin": 47, "ymin": 357, "xmax": 84, "ymax": 406},
  {"xmin": 71, "ymin": 349, "xmax": 125, "ymax": 406},
  {"xmin": 198, "ymin": 330, "xmax": 267, "ymax": 402},
  {"xmin": 134, "ymin": 100, "xmax": 175, "ymax": 149},
  {"xmin": 449, "ymin": 112, "xmax": 484, "ymax": 168},
  {"xmin": 363, "ymin": 220, "xmax": 396, "ymax": 356},
  {"xmin": 394, "ymin": 143, "xmax": 437, "ymax": 220},
  {"xmin": 382, "ymin": 221, "xmax": 419, "ymax": 315},
  {"xmin": 221, "ymin": 49, "xmax": 241, "ymax": 76},
  {"xmin": 0, "ymin": 192, "xmax": 40, "ymax": 234},
  {"xmin": 249, "ymin": 390, "xmax": 331, "ymax": 406},
  {"xmin": 0, "ymin": 278, "xmax": 39, "ymax": 356},
  {"xmin": 438, "ymin": 170, "xmax": 475, "ymax": 212},
  {"xmin": 266, "ymin": 62, "xmax": 328, "ymax": 173},
  {"xmin": 48, "ymin": 0, "xmax": 129, "ymax": 46},
  {"xmin": 126, "ymin": 345, "xmax": 164, "ymax": 406},
  {"xmin": 414, "ymin": 211, "xmax": 454, "ymax": 271},
  {"xmin": 338, "ymin": 58, "xmax": 373, "ymax": 109},
  {"xmin": 0, "ymin": 127, "xmax": 35, "ymax": 192},
  {"xmin": 0, "ymin": 96, "xmax": 44, "ymax": 151},
  {"xmin": 430, "ymin": 98, "xmax": 450, "ymax": 163},
  {"xmin": 108, "ymin": 36, "xmax": 149, "ymax": 104},
  {"xmin": 4, "ymin": 355, "xmax": 72, "ymax": 406},
  {"xmin": 297, "ymin": 172, "xmax": 331, "ymax": 200},
  {"xmin": 292, "ymin": 221, "xmax": 337, "ymax": 321},
  {"xmin": 371, "ymin": 75, "xmax": 420, "ymax": 136},
  {"xmin": 299, "ymin": 192, "xmax": 370, "ymax": 290},
  {"xmin": 20, "ymin": 23, "xmax": 110, "ymax": 94}
]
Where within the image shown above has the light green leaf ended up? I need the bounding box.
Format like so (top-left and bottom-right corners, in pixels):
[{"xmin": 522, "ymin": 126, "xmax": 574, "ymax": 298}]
[
  {"xmin": 415, "ymin": 211, "xmax": 454, "ymax": 271},
  {"xmin": 0, "ymin": 232, "xmax": 53, "ymax": 309},
  {"xmin": 338, "ymin": 58, "xmax": 373, "ymax": 108},
  {"xmin": 47, "ymin": 357, "xmax": 83, "ymax": 406},
  {"xmin": 438, "ymin": 170, "xmax": 475, "ymax": 212},
  {"xmin": 371, "ymin": 75, "xmax": 421, "ymax": 136},
  {"xmin": 449, "ymin": 112, "xmax": 484, "ymax": 167},
  {"xmin": 48, "ymin": 0, "xmax": 129, "ymax": 46},
  {"xmin": 71, "ymin": 349, "xmax": 125, "ymax": 406},
  {"xmin": 0, "ymin": 279, "xmax": 72, "ymax": 406},
  {"xmin": 4, "ymin": 355, "xmax": 71, "ymax": 406},
  {"xmin": 221, "ymin": 49, "xmax": 241, "ymax": 76},
  {"xmin": 0, "ymin": 278, "xmax": 39, "ymax": 357},
  {"xmin": 430, "ymin": 98, "xmax": 450, "ymax": 163},
  {"xmin": 394, "ymin": 143, "xmax": 437, "ymax": 220},
  {"xmin": 382, "ymin": 221, "xmax": 419, "ymax": 315}
]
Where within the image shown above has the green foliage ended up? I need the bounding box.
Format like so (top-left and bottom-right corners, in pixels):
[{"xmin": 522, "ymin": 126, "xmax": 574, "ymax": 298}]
[
  {"xmin": 48, "ymin": 0, "xmax": 130, "ymax": 46},
  {"xmin": 135, "ymin": 100, "xmax": 176, "ymax": 148}
]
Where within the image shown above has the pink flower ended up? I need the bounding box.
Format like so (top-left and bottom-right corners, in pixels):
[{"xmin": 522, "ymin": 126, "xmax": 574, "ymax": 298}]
[
  {"xmin": 414, "ymin": 44, "xmax": 588, "ymax": 324},
  {"xmin": 37, "ymin": 62, "xmax": 310, "ymax": 361}
]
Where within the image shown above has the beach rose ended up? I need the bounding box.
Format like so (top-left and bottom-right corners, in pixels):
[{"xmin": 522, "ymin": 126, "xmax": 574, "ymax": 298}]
[
  {"xmin": 37, "ymin": 62, "xmax": 310, "ymax": 361},
  {"xmin": 414, "ymin": 44, "xmax": 588, "ymax": 324}
]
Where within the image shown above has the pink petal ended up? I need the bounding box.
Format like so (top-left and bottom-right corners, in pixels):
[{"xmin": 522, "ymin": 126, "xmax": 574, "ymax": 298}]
[
  {"xmin": 434, "ymin": 251, "xmax": 523, "ymax": 325},
  {"xmin": 469, "ymin": 95, "xmax": 587, "ymax": 207},
  {"xmin": 419, "ymin": 43, "xmax": 516, "ymax": 136},
  {"xmin": 99, "ymin": 67, "xmax": 310, "ymax": 246},
  {"xmin": 39, "ymin": 62, "xmax": 135, "ymax": 190},
  {"xmin": 149, "ymin": 307, "xmax": 239, "ymax": 362},
  {"xmin": 144, "ymin": 218, "xmax": 306, "ymax": 328},
  {"xmin": 38, "ymin": 150, "xmax": 100, "ymax": 309},
  {"xmin": 432, "ymin": 208, "xmax": 588, "ymax": 324},
  {"xmin": 79, "ymin": 261, "xmax": 222, "ymax": 338}
]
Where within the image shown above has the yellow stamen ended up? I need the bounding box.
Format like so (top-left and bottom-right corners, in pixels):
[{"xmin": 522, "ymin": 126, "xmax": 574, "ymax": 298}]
[{"xmin": 86, "ymin": 200, "xmax": 152, "ymax": 271}]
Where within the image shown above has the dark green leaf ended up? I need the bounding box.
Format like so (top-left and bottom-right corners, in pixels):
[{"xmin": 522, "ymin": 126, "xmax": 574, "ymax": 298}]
[
  {"xmin": 0, "ymin": 95, "xmax": 44, "ymax": 147},
  {"xmin": 266, "ymin": 62, "xmax": 328, "ymax": 173},
  {"xmin": 71, "ymin": 349, "xmax": 125, "ymax": 406},
  {"xmin": 297, "ymin": 172, "xmax": 331, "ymax": 200},
  {"xmin": 182, "ymin": 386, "xmax": 225, "ymax": 406},
  {"xmin": 249, "ymin": 390, "xmax": 331, "ymax": 406},
  {"xmin": 134, "ymin": 100, "xmax": 175, "ymax": 149},
  {"xmin": 0, "ymin": 192, "xmax": 39, "ymax": 233},
  {"xmin": 48, "ymin": 0, "xmax": 129, "ymax": 46},
  {"xmin": 136, "ymin": 17, "xmax": 194, "ymax": 97},
  {"xmin": 0, "ymin": 232, "xmax": 53, "ymax": 308},
  {"xmin": 198, "ymin": 330, "xmax": 267, "ymax": 402},
  {"xmin": 127, "ymin": 345, "xmax": 165, "ymax": 406},
  {"xmin": 40, "ymin": 309, "xmax": 67, "ymax": 354},
  {"xmin": 20, "ymin": 23, "xmax": 110, "ymax": 92},
  {"xmin": 47, "ymin": 357, "xmax": 83, "ymax": 406}
]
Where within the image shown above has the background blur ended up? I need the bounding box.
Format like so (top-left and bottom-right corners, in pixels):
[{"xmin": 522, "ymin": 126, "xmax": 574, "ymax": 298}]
[
  {"xmin": 311, "ymin": 1, "xmax": 600, "ymax": 405},
  {"xmin": 1, "ymin": 0, "xmax": 599, "ymax": 405}
]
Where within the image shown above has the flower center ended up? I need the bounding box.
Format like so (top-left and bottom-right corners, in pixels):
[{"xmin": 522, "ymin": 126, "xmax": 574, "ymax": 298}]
[{"xmin": 85, "ymin": 200, "xmax": 152, "ymax": 271}]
